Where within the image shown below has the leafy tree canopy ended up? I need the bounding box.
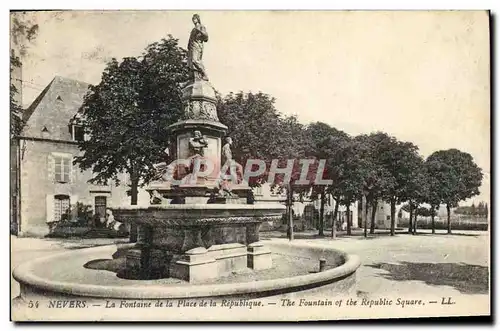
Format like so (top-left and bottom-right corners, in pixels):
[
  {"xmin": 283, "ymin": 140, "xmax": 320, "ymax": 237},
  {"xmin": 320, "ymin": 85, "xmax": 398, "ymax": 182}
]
[
  {"xmin": 426, "ymin": 149, "xmax": 483, "ymax": 208},
  {"xmin": 75, "ymin": 37, "xmax": 190, "ymax": 202},
  {"xmin": 217, "ymin": 92, "xmax": 307, "ymax": 188}
]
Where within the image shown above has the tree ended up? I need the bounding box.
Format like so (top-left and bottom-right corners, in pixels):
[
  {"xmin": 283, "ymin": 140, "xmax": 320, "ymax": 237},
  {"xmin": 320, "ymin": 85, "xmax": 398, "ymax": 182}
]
[
  {"xmin": 373, "ymin": 133, "xmax": 421, "ymax": 236},
  {"xmin": 217, "ymin": 92, "xmax": 303, "ymax": 186},
  {"xmin": 10, "ymin": 12, "xmax": 39, "ymax": 136},
  {"xmin": 471, "ymin": 202, "xmax": 476, "ymax": 216},
  {"xmin": 11, "ymin": 12, "xmax": 39, "ymax": 57},
  {"xmin": 355, "ymin": 133, "xmax": 396, "ymax": 235},
  {"xmin": 75, "ymin": 37, "xmax": 190, "ymax": 207},
  {"xmin": 274, "ymin": 115, "xmax": 309, "ymax": 241},
  {"xmin": 335, "ymin": 137, "xmax": 370, "ymax": 236},
  {"xmin": 424, "ymin": 158, "xmax": 444, "ymax": 234},
  {"xmin": 455, "ymin": 202, "xmax": 488, "ymax": 217},
  {"xmin": 304, "ymin": 122, "xmax": 350, "ymax": 237},
  {"xmin": 10, "ymin": 54, "xmax": 23, "ymax": 137},
  {"xmin": 426, "ymin": 149, "xmax": 483, "ymax": 234},
  {"xmin": 403, "ymin": 157, "xmax": 429, "ymax": 234},
  {"xmin": 218, "ymin": 93, "xmax": 309, "ymax": 240}
]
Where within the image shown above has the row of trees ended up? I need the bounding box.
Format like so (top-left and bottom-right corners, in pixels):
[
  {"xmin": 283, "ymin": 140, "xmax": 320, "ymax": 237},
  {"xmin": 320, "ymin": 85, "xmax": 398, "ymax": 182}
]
[
  {"xmin": 455, "ymin": 202, "xmax": 489, "ymax": 217},
  {"xmin": 72, "ymin": 36, "xmax": 483, "ymax": 237}
]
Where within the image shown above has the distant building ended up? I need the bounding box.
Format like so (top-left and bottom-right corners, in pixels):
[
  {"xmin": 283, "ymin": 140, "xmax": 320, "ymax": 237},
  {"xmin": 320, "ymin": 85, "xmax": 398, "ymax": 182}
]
[
  {"xmin": 372, "ymin": 200, "xmax": 393, "ymax": 229},
  {"xmin": 253, "ymin": 183, "xmax": 359, "ymax": 230},
  {"xmin": 11, "ymin": 76, "xmax": 143, "ymax": 237},
  {"xmin": 355, "ymin": 198, "xmax": 394, "ymax": 230}
]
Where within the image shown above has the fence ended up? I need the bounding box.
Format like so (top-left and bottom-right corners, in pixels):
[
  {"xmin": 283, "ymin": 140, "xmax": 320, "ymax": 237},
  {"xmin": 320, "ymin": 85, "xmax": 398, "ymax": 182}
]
[{"xmin": 398, "ymin": 217, "xmax": 488, "ymax": 231}]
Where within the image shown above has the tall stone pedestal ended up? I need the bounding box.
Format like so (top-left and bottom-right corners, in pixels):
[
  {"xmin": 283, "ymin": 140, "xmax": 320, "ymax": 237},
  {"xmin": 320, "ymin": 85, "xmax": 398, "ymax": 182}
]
[{"xmin": 168, "ymin": 79, "xmax": 227, "ymax": 185}]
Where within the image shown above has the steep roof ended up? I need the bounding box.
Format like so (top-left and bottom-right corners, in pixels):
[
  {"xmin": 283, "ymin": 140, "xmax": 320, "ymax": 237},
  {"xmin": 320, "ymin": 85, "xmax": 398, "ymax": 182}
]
[{"xmin": 21, "ymin": 76, "xmax": 90, "ymax": 141}]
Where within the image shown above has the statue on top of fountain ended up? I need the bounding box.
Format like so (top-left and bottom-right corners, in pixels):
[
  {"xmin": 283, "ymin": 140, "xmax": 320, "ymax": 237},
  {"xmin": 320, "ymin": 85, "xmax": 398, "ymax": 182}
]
[{"xmin": 187, "ymin": 14, "xmax": 209, "ymax": 82}]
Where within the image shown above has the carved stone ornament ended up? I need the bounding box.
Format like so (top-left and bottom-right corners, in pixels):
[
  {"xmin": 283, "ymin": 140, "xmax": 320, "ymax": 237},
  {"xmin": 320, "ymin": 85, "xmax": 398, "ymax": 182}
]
[{"xmin": 183, "ymin": 100, "xmax": 219, "ymax": 121}]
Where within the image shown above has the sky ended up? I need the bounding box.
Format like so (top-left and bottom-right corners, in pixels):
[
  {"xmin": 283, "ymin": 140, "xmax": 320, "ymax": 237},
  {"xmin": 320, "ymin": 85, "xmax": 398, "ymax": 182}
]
[{"xmin": 13, "ymin": 10, "xmax": 490, "ymax": 203}]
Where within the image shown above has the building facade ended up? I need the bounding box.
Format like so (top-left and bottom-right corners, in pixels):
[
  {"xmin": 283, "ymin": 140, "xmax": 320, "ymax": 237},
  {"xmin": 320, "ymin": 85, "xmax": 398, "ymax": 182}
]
[
  {"xmin": 253, "ymin": 183, "xmax": 397, "ymax": 231},
  {"xmin": 357, "ymin": 199, "xmax": 394, "ymax": 229},
  {"xmin": 253, "ymin": 183, "xmax": 361, "ymax": 231},
  {"xmin": 11, "ymin": 76, "xmax": 146, "ymax": 237}
]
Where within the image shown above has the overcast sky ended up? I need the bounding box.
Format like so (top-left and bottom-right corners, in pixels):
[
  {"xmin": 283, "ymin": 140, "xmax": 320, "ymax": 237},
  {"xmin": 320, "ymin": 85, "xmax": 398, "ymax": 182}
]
[{"xmin": 15, "ymin": 10, "xmax": 490, "ymax": 203}]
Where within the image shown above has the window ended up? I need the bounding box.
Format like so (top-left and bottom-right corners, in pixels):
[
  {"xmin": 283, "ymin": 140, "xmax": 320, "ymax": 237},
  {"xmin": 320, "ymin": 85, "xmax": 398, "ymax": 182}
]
[
  {"xmin": 386, "ymin": 215, "xmax": 391, "ymax": 221},
  {"xmin": 54, "ymin": 195, "xmax": 70, "ymax": 222},
  {"xmin": 54, "ymin": 156, "xmax": 71, "ymax": 183},
  {"xmin": 72, "ymin": 125, "xmax": 85, "ymax": 141}
]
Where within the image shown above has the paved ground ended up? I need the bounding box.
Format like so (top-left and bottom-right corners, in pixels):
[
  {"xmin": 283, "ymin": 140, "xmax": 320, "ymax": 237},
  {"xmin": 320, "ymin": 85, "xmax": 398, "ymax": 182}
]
[
  {"xmin": 10, "ymin": 236, "xmax": 130, "ymax": 299},
  {"xmin": 11, "ymin": 229, "xmax": 490, "ymax": 302},
  {"xmin": 264, "ymin": 229, "xmax": 489, "ymax": 299}
]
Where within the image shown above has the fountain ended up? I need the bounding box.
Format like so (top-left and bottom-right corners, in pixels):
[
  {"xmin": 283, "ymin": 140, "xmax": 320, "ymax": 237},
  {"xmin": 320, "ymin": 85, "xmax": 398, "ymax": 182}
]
[
  {"xmin": 111, "ymin": 14, "xmax": 285, "ymax": 282},
  {"xmin": 12, "ymin": 15, "xmax": 360, "ymax": 305}
]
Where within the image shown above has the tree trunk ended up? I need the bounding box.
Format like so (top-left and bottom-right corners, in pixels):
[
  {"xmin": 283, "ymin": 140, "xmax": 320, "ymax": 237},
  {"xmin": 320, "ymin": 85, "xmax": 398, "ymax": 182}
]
[
  {"xmin": 370, "ymin": 200, "xmax": 378, "ymax": 234},
  {"xmin": 363, "ymin": 195, "xmax": 368, "ymax": 238},
  {"xmin": 390, "ymin": 198, "xmax": 396, "ymax": 236},
  {"xmin": 318, "ymin": 190, "xmax": 325, "ymax": 236},
  {"xmin": 431, "ymin": 206, "xmax": 436, "ymax": 234},
  {"xmin": 287, "ymin": 186, "xmax": 294, "ymax": 241},
  {"xmin": 408, "ymin": 204, "xmax": 413, "ymax": 234},
  {"xmin": 331, "ymin": 196, "xmax": 339, "ymax": 239},
  {"xmin": 129, "ymin": 176, "xmax": 139, "ymax": 243},
  {"xmin": 447, "ymin": 204, "xmax": 451, "ymax": 234},
  {"xmin": 413, "ymin": 207, "xmax": 418, "ymax": 234},
  {"xmin": 346, "ymin": 204, "xmax": 351, "ymax": 236}
]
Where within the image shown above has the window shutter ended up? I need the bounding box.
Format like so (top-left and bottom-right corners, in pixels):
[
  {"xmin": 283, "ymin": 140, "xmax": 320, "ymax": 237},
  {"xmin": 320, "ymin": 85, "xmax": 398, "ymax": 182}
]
[
  {"xmin": 70, "ymin": 195, "xmax": 78, "ymax": 220},
  {"xmin": 47, "ymin": 154, "xmax": 55, "ymax": 183},
  {"xmin": 46, "ymin": 195, "xmax": 54, "ymax": 223},
  {"xmin": 62, "ymin": 157, "xmax": 70, "ymax": 183},
  {"xmin": 70, "ymin": 157, "xmax": 77, "ymax": 183}
]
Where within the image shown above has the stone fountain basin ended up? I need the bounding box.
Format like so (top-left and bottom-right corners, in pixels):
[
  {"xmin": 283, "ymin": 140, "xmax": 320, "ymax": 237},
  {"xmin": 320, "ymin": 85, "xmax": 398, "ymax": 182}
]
[
  {"xmin": 111, "ymin": 203, "xmax": 286, "ymax": 227},
  {"xmin": 12, "ymin": 241, "xmax": 360, "ymax": 301},
  {"xmin": 111, "ymin": 203, "xmax": 287, "ymax": 256}
]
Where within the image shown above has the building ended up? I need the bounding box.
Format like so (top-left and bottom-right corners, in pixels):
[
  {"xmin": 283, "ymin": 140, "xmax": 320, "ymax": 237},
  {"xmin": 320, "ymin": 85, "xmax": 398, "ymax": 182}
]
[
  {"xmin": 357, "ymin": 199, "xmax": 394, "ymax": 229},
  {"xmin": 11, "ymin": 76, "xmax": 144, "ymax": 237},
  {"xmin": 253, "ymin": 183, "xmax": 360, "ymax": 231}
]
